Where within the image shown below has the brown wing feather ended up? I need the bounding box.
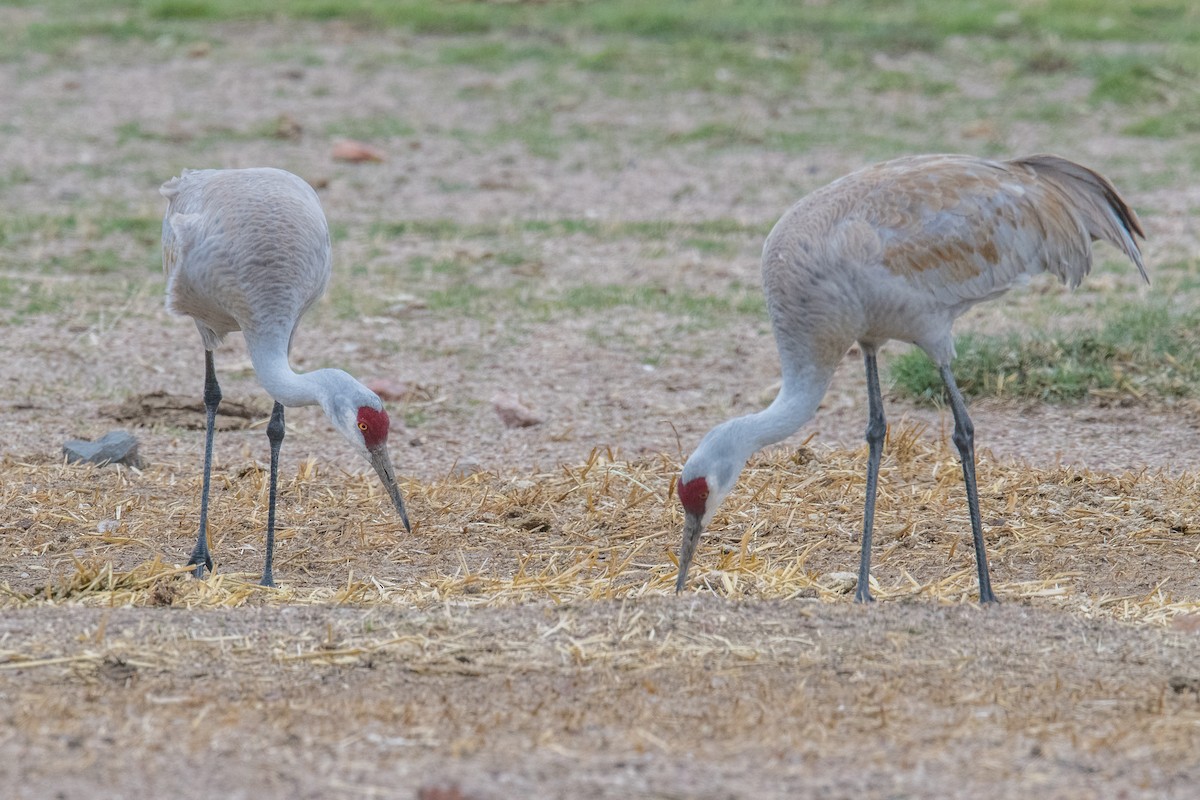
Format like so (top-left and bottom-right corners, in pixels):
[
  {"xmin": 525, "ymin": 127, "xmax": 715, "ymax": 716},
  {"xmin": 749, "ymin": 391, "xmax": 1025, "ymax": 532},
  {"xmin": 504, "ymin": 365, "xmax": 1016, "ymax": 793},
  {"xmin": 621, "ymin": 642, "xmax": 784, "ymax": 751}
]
[
  {"xmin": 758, "ymin": 154, "xmax": 1147, "ymax": 371},
  {"xmin": 858, "ymin": 154, "xmax": 1144, "ymax": 306}
]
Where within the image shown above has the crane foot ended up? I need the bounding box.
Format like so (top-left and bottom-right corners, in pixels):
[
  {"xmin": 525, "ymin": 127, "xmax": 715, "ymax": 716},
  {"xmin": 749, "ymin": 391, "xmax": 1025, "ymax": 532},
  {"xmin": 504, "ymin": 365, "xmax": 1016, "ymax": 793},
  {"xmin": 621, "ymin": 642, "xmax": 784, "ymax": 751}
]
[{"xmin": 187, "ymin": 545, "xmax": 213, "ymax": 578}]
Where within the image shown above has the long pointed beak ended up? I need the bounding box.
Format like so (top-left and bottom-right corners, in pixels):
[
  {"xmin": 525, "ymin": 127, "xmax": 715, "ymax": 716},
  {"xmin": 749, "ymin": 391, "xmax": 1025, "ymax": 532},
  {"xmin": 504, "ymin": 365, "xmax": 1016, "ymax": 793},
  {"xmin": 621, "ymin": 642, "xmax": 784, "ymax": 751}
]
[
  {"xmin": 368, "ymin": 445, "xmax": 411, "ymax": 532},
  {"xmin": 676, "ymin": 512, "xmax": 705, "ymax": 593}
]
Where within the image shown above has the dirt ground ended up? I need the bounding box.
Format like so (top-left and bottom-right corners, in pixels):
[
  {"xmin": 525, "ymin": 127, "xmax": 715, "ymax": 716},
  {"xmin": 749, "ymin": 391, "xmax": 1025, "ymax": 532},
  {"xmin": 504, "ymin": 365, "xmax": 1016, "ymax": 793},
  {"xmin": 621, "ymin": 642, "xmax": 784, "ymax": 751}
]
[
  {"xmin": 3, "ymin": 16, "xmax": 1200, "ymax": 800},
  {"xmin": 6, "ymin": 601, "xmax": 1200, "ymax": 800}
]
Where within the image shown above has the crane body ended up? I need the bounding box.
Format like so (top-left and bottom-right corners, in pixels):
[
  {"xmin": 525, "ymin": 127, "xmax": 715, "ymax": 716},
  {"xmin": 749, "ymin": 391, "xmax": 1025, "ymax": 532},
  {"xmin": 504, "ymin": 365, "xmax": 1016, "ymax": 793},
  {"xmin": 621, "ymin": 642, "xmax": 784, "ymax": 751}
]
[
  {"xmin": 675, "ymin": 153, "xmax": 1147, "ymax": 602},
  {"xmin": 161, "ymin": 167, "xmax": 411, "ymax": 586}
]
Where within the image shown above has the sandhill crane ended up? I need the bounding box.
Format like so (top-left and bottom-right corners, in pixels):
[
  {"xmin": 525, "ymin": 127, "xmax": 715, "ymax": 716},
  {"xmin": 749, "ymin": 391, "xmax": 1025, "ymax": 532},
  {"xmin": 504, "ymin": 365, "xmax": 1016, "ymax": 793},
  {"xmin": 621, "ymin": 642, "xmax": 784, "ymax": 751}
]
[
  {"xmin": 161, "ymin": 167, "xmax": 411, "ymax": 587},
  {"xmin": 675, "ymin": 154, "xmax": 1147, "ymax": 603}
]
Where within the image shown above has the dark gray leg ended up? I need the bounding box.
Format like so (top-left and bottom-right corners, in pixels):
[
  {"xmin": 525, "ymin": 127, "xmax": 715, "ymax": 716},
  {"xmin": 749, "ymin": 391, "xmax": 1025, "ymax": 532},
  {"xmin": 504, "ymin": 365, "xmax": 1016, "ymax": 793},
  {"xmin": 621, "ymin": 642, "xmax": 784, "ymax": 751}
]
[
  {"xmin": 938, "ymin": 364, "xmax": 998, "ymax": 604},
  {"xmin": 855, "ymin": 346, "xmax": 887, "ymax": 603},
  {"xmin": 261, "ymin": 401, "xmax": 285, "ymax": 587},
  {"xmin": 188, "ymin": 350, "xmax": 220, "ymax": 578}
]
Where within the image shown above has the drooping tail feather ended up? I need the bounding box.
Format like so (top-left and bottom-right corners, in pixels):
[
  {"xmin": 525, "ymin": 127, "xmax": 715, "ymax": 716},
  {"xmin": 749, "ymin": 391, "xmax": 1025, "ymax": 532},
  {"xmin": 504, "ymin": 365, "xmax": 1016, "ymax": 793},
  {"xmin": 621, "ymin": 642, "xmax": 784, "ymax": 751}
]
[{"xmin": 1014, "ymin": 154, "xmax": 1148, "ymax": 284}]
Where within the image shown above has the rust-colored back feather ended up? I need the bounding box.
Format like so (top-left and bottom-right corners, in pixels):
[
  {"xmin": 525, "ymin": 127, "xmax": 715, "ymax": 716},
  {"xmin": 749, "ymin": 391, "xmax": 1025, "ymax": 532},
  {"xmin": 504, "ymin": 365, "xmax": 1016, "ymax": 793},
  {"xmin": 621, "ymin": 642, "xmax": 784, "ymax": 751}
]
[{"xmin": 759, "ymin": 152, "xmax": 1148, "ymax": 369}]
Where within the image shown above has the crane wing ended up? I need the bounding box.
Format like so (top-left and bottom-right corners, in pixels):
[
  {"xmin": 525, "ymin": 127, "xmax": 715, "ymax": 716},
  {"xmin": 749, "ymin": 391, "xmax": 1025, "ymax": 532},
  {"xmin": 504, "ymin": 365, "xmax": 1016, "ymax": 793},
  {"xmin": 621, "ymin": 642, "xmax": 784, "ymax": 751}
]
[
  {"xmin": 865, "ymin": 155, "xmax": 1144, "ymax": 309},
  {"xmin": 161, "ymin": 211, "xmax": 204, "ymax": 278},
  {"xmin": 160, "ymin": 172, "xmax": 202, "ymax": 277}
]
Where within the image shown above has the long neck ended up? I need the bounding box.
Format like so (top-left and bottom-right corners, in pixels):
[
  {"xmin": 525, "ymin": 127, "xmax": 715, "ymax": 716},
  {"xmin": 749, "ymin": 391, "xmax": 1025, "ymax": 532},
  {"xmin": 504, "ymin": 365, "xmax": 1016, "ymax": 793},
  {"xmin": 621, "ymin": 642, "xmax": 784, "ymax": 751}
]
[
  {"xmin": 691, "ymin": 364, "xmax": 834, "ymax": 487},
  {"xmin": 730, "ymin": 367, "xmax": 831, "ymax": 455},
  {"xmin": 247, "ymin": 335, "xmax": 333, "ymax": 410}
]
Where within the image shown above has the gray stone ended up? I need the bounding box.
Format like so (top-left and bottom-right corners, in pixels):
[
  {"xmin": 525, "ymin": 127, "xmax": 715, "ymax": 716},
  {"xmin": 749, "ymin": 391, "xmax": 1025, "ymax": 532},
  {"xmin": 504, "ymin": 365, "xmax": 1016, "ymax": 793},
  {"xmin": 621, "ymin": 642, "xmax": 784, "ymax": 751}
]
[
  {"xmin": 490, "ymin": 391, "xmax": 543, "ymax": 428},
  {"xmin": 63, "ymin": 430, "xmax": 143, "ymax": 468}
]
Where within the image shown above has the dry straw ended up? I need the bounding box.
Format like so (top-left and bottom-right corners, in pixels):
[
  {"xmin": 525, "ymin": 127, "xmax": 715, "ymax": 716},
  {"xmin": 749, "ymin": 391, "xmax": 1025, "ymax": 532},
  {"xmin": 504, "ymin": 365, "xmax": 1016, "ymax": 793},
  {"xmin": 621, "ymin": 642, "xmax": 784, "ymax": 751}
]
[{"xmin": 2, "ymin": 422, "xmax": 1198, "ymax": 624}]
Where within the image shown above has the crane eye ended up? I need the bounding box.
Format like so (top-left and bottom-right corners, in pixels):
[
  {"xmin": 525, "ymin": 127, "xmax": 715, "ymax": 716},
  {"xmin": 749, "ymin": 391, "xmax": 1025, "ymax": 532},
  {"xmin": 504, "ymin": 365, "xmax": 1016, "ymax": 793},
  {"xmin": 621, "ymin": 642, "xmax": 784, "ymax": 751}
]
[
  {"xmin": 699, "ymin": 490, "xmax": 709, "ymax": 500},
  {"xmin": 358, "ymin": 422, "xmax": 368, "ymax": 432}
]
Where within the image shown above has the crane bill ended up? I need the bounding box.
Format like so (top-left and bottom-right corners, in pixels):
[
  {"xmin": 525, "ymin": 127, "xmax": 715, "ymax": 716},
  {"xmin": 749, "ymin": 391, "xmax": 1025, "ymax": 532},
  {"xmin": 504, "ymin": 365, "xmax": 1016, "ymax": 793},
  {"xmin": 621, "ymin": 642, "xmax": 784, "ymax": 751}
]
[
  {"xmin": 368, "ymin": 445, "xmax": 412, "ymax": 532},
  {"xmin": 675, "ymin": 512, "xmax": 704, "ymax": 593}
]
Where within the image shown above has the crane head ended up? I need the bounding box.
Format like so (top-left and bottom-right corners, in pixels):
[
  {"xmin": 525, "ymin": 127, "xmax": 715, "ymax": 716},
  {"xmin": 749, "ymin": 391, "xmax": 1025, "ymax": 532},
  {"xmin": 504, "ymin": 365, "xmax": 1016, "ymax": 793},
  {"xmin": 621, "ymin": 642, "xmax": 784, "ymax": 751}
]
[
  {"xmin": 349, "ymin": 404, "xmax": 412, "ymax": 533},
  {"xmin": 674, "ymin": 422, "xmax": 751, "ymax": 593},
  {"xmin": 675, "ymin": 474, "xmax": 712, "ymax": 592}
]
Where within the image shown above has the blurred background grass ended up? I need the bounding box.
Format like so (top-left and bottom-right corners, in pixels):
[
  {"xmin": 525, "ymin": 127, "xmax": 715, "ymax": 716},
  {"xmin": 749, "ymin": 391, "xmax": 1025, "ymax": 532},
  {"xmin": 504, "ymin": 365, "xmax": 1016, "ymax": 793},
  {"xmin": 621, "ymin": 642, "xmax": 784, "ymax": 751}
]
[{"xmin": 2, "ymin": 0, "xmax": 1198, "ymax": 406}]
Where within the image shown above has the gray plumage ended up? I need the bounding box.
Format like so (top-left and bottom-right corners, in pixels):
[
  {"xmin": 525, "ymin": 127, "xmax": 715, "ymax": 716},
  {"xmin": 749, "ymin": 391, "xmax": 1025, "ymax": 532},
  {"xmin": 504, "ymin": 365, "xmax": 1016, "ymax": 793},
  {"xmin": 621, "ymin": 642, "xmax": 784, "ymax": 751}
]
[
  {"xmin": 162, "ymin": 167, "xmax": 411, "ymax": 586},
  {"xmin": 675, "ymin": 153, "xmax": 1147, "ymax": 602}
]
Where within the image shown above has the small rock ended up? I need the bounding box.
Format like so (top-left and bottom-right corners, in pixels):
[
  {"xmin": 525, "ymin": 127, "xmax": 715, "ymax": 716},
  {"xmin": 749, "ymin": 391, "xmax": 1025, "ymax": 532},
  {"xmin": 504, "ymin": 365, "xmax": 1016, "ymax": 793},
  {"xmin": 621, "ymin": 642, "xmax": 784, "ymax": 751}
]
[
  {"xmin": 332, "ymin": 138, "xmax": 385, "ymax": 163},
  {"xmin": 63, "ymin": 430, "xmax": 142, "ymax": 468},
  {"xmin": 417, "ymin": 784, "xmax": 468, "ymax": 800},
  {"xmin": 821, "ymin": 571, "xmax": 859, "ymax": 594},
  {"xmin": 491, "ymin": 392, "xmax": 543, "ymax": 428}
]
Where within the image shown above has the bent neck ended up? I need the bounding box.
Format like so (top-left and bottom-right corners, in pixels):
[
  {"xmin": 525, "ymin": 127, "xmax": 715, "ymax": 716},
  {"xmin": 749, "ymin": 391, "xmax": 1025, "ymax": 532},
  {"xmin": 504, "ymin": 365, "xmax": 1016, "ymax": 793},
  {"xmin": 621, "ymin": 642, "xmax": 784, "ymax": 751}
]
[
  {"xmin": 687, "ymin": 364, "xmax": 834, "ymax": 490},
  {"xmin": 731, "ymin": 368, "xmax": 830, "ymax": 455},
  {"xmin": 248, "ymin": 336, "xmax": 336, "ymax": 411}
]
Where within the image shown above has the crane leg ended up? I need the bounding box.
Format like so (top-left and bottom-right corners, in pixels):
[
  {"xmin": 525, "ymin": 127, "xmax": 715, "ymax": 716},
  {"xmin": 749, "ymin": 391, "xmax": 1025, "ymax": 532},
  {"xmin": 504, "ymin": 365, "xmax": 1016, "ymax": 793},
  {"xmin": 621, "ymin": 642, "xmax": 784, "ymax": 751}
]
[
  {"xmin": 261, "ymin": 401, "xmax": 285, "ymax": 588},
  {"xmin": 188, "ymin": 350, "xmax": 220, "ymax": 578},
  {"xmin": 856, "ymin": 346, "xmax": 887, "ymax": 603},
  {"xmin": 938, "ymin": 365, "xmax": 998, "ymax": 604}
]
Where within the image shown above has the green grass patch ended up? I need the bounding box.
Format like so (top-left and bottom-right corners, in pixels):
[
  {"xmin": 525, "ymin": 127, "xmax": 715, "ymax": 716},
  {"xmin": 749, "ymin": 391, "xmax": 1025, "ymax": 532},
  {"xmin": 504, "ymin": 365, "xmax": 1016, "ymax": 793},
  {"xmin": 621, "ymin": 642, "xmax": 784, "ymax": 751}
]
[
  {"xmin": 0, "ymin": 214, "xmax": 76, "ymax": 248},
  {"xmin": 3, "ymin": 17, "xmax": 155, "ymax": 60},
  {"xmin": 147, "ymin": 0, "xmax": 495, "ymax": 32},
  {"xmin": 12, "ymin": 1, "xmax": 1200, "ymax": 63},
  {"xmin": 122, "ymin": 0, "xmax": 1200, "ymax": 46},
  {"xmin": 49, "ymin": 247, "xmax": 127, "ymax": 275},
  {"xmin": 1124, "ymin": 109, "xmax": 1200, "ymax": 137},
  {"xmin": 890, "ymin": 301, "xmax": 1200, "ymax": 403},
  {"xmin": 681, "ymin": 236, "xmax": 740, "ymax": 257},
  {"xmin": 0, "ymin": 278, "xmax": 68, "ymax": 319},
  {"xmin": 482, "ymin": 111, "xmax": 565, "ymax": 160},
  {"xmin": 424, "ymin": 283, "xmax": 491, "ymax": 313},
  {"xmin": 438, "ymin": 39, "xmax": 560, "ymax": 69},
  {"xmin": 1087, "ymin": 54, "xmax": 1175, "ymax": 106},
  {"xmin": 149, "ymin": 0, "xmax": 215, "ymax": 20},
  {"xmin": 0, "ymin": 211, "xmax": 162, "ymax": 276},
  {"xmin": 865, "ymin": 70, "xmax": 954, "ymax": 95},
  {"xmin": 96, "ymin": 215, "xmax": 161, "ymax": 244}
]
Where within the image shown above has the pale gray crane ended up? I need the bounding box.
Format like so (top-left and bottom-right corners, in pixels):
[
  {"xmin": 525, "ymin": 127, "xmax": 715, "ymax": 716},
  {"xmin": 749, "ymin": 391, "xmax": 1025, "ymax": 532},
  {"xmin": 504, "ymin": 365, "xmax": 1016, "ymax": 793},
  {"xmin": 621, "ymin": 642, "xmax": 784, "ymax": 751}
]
[
  {"xmin": 161, "ymin": 167, "xmax": 411, "ymax": 587},
  {"xmin": 675, "ymin": 154, "xmax": 1147, "ymax": 603}
]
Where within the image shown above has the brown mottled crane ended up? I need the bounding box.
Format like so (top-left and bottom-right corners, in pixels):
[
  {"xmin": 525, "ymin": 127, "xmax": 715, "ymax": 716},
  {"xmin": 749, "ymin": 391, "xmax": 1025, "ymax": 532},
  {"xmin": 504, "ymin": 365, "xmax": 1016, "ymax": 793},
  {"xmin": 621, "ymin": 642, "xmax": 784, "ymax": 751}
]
[
  {"xmin": 161, "ymin": 167, "xmax": 411, "ymax": 587},
  {"xmin": 674, "ymin": 154, "xmax": 1147, "ymax": 603}
]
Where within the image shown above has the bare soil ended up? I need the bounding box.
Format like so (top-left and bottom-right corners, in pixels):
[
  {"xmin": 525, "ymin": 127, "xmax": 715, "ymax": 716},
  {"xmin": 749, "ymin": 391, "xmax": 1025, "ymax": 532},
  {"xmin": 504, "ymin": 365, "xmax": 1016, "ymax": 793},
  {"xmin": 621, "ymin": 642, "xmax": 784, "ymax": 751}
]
[
  {"xmin": 6, "ymin": 601, "xmax": 1200, "ymax": 800},
  {"xmin": 2, "ymin": 17, "xmax": 1199, "ymax": 800}
]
